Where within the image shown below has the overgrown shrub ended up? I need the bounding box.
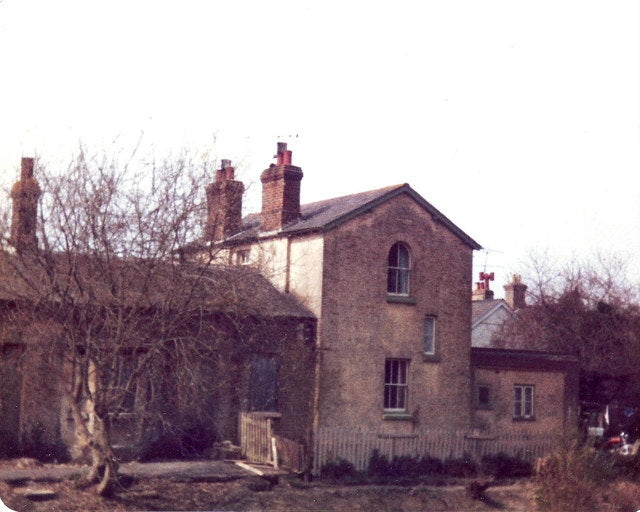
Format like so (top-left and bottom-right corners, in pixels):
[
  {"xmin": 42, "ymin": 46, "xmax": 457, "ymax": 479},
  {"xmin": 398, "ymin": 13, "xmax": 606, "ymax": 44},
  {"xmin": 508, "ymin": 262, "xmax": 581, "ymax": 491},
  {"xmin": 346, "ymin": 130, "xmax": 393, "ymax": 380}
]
[
  {"xmin": 326, "ymin": 449, "xmax": 532, "ymax": 483},
  {"xmin": 140, "ymin": 417, "xmax": 216, "ymax": 461},
  {"xmin": 21, "ymin": 423, "xmax": 69, "ymax": 463},
  {"xmin": 366, "ymin": 450, "xmax": 446, "ymax": 481},
  {"xmin": 320, "ymin": 459, "xmax": 358, "ymax": 480},
  {"xmin": 608, "ymin": 452, "xmax": 640, "ymax": 480},
  {"xmin": 367, "ymin": 449, "xmax": 391, "ymax": 477},
  {"xmin": 442, "ymin": 455, "xmax": 477, "ymax": 477},
  {"xmin": 416, "ymin": 455, "xmax": 443, "ymax": 475},
  {"xmin": 481, "ymin": 453, "xmax": 532, "ymax": 478},
  {"xmin": 535, "ymin": 438, "xmax": 602, "ymax": 512}
]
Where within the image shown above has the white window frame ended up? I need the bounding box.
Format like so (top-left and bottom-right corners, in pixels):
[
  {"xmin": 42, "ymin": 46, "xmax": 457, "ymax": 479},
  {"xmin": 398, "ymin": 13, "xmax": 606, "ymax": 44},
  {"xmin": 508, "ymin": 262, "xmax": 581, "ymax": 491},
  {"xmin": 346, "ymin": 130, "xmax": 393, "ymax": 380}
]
[
  {"xmin": 384, "ymin": 358, "xmax": 409, "ymax": 412},
  {"xmin": 387, "ymin": 243, "xmax": 411, "ymax": 296},
  {"xmin": 514, "ymin": 384, "xmax": 535, "ymax": 419},
  {"xmin": 423, "ymin": 316, "xmax": 436, "ymax": 355}
]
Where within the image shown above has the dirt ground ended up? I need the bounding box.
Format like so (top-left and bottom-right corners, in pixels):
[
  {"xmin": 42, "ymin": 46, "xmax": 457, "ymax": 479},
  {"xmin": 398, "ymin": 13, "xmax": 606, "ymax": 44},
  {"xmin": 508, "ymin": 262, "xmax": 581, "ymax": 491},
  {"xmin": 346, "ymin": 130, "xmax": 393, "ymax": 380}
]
[{"xmin": 0, "ymin": 474, "xmax": 538, "ymax": 512}]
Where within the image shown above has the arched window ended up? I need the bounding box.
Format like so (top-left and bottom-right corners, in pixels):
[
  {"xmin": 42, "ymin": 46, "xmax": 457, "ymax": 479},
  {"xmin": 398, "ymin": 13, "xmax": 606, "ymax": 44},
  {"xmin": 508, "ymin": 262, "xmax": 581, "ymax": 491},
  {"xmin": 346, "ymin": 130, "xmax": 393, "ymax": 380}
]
[{"xmin": 387, "ymin": 242, "xmax": 411, "ymax": 295}]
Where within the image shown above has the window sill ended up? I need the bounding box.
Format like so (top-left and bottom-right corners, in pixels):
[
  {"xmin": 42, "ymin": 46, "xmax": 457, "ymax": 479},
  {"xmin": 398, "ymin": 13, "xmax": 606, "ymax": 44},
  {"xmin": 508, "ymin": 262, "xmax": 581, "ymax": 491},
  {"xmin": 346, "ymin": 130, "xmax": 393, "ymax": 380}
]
[
  {"xmin": 513, "ymin": 416, "xmax": 536, "ymax": 422},
  {"xmin": 422, "ymin": 353, "xmax": 441, "ymax": 363},
  {"xmin": 248, "ymin": 412, "xmax": 282, "ymax": 419},
  {"xmin": 386, "ymin": 295, "xmax": 417, "ymax": 305},
  {"xmin": 383, "ymin": 412, "xmax": 414, "ymax": 421}
]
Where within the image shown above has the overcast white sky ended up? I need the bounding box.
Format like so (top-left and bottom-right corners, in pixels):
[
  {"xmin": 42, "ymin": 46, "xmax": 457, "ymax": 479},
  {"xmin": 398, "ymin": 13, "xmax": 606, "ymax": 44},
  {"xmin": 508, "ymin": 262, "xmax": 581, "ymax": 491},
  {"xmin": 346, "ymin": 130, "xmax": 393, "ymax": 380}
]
[{"xmin": 1, "ymin": 1, "xmax": 639, "ymax": 296}]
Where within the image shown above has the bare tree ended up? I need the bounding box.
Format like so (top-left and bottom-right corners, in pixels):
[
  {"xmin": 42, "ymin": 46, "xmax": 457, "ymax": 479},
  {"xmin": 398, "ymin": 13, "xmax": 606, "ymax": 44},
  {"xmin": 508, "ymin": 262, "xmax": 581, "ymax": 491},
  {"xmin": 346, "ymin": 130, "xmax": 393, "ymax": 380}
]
[
  {"xmin": 0, "ymin": 149, "xmax": 249, "ymax": 495},
  {"xmin": 496, "ymin": 252, "xmax": 640, "ymax": 407}
]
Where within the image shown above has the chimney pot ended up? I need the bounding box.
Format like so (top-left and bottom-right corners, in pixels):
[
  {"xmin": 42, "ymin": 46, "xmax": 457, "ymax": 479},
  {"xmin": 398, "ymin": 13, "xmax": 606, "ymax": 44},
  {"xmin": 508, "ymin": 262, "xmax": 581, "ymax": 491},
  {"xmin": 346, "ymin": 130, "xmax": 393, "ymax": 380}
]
[{"xmin": 275, "ymin": 142, "xmax": 293, "ymax": 166}]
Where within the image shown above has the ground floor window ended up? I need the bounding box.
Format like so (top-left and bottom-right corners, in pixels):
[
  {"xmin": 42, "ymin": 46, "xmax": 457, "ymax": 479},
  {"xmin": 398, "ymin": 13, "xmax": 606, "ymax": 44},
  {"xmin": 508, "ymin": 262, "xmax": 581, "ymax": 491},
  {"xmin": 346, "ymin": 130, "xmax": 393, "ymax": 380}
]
[
  {"xmin": 514, "ymin": 384, "xmax": 535, "ymax": 419},
  {"xmin": 384, "ymin": 359, "xmax": 409, "ymax": 411},
  {"xmin": 477, "ymin": 384, "xmax": 491, "ymax": 409}
]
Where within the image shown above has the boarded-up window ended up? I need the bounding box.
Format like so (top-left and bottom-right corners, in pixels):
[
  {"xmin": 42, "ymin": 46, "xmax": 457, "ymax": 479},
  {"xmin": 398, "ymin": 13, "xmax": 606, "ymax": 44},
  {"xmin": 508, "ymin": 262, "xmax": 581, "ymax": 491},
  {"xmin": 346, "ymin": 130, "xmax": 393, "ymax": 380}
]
[{"xmin": 249, "ymin": 355, "xmax": 277, "ymax": 412}]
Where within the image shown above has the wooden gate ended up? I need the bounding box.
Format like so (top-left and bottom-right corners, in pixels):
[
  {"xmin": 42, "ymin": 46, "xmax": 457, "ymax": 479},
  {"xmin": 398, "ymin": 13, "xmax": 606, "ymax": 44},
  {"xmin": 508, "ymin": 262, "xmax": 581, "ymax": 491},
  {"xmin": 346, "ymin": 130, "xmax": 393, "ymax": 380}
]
[
  {"xmin": 239, "ymin": 412, "xmax": 306, "ymax": 473},
  {"xmin": 239, "ymin": 412, "xmax": 274, "ymax": 465},
  {"xmin": 274, "ymin": 435, "xmax": 306, "ymax": 473}
]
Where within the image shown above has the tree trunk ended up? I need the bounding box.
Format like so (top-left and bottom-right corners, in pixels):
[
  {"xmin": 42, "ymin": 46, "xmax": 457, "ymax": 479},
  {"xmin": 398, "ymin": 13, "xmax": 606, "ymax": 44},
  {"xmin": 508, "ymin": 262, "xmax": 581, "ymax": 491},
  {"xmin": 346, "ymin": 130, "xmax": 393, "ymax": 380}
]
[
  {"xmin": 69, "ymin": 380, "xmax": 119, "ymax": 496},
  {"xmin": 86, "ymin": 413, "xmax": 119, "ymax": 497}
]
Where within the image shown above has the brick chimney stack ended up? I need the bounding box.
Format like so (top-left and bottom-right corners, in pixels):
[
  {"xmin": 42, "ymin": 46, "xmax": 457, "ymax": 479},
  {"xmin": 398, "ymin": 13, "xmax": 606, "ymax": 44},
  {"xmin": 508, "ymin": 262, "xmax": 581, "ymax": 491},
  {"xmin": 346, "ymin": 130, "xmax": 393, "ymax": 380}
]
[
  {"xmin": 205, "ymin": 159, "xmax": 245, "ymax": 242},
  {"xmin": 472, "ymin": 271, "xmax": 495, "ymax": 301},
  {"xmin": 260, "ymin": 142, "xmax": 303, "ymax": 232},
  {"xmin": 10, "ymin": 157, "xmax": 41, "ymax": 254},
  {"xmin": 504, "ymin": 274, "xmax": 527, "ymax": 310},
  {"xmin": 472, "ymin": 282, "xmax": 494, "ymax": 301}
]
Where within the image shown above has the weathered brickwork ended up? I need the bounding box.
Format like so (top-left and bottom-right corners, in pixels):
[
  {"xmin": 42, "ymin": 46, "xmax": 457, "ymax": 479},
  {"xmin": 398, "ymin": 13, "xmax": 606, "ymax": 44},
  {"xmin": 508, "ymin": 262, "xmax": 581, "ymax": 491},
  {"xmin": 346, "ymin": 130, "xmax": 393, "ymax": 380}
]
[
  {"xmin": 474, "ymin": 368, "xmax": 566, "ymax": 432},
  {"xmin": 318, "ymin": 194, "xmax": 474, "ymax": 431},
  {"xmin": 205, "ymin": 160, "xmax": 245, "ymax": 242},
  {"xmin": 259, "ymin": 144, "xmax": 303, "ymax": 232},
  {"xmin": 471, "ymin": 348, "xmax": 579, "ymax": 433},
  {"xmin": 10, "ymin": 157, "xmax": 41, "ymax": 254}
]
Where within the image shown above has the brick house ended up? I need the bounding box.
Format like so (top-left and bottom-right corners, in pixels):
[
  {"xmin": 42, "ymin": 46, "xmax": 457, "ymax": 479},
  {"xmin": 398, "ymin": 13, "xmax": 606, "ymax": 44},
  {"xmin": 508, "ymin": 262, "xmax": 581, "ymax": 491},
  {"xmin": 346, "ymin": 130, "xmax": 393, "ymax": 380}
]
[
  {"xmin": 470, "ymin": 275, "xmax": 579, "ymax": 435},
  {"xmin": 0, "ymin": 158, "xmax": 316, "ymax": 460},
  {"xmin": 191, "ymin": 143, "xmax": 482, "ymax": 437},
  {"xmin": 1, "ymin": 148, "xmax": 578, "ymax": 467},
  {"xmin": 192, "ymin": 143, "xmax": 579, "ymax": 468}
]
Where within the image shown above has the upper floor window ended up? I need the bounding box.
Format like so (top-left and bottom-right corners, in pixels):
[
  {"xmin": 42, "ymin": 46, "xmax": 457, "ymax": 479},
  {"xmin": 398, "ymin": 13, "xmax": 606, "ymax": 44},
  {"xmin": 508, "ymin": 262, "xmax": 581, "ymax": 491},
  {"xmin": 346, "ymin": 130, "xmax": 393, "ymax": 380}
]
[
  {"xmin": 424, "ymin": 316, "xmax": 436, "ymax": 355},
  {"xmin": 387, "ymin": 242, "xmax": 411, "ymax": 295}
]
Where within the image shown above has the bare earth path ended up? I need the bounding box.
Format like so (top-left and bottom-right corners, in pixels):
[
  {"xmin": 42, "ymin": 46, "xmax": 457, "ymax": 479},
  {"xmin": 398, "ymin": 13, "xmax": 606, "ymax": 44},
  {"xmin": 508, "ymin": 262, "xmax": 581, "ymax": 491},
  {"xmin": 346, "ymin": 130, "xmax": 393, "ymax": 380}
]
[{"xmin": 0, "ymin": 459, "xmax": 537, "ymax": 511}]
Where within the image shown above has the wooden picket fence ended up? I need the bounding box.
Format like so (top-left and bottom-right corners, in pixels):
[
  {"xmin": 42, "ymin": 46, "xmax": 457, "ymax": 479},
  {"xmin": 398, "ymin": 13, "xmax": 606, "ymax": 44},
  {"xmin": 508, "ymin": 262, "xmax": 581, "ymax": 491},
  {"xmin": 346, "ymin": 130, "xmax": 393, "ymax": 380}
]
[
  {"xmin": 313, "ymin": 426, "xmax": 556, "ymax": 474},
  {"xmin": 240, "ymin": 413, "xmax": 556, "ymax": 476}
]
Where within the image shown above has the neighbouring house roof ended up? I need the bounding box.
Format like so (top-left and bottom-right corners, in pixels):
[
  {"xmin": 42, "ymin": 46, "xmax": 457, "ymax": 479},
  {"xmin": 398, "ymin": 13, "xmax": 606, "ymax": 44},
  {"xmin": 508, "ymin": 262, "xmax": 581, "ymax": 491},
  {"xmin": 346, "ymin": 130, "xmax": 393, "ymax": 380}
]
[
  {"xmin": 222, "ymin": 184, "xmax": 481, "ymax": 250},
  {"xmin": 471, "ymin": 299, "xmax": 512, "ymax": 328},
  {"xmin": 0, "ymin": 252, "xmax": 314, "ymax": 320},
  {"xmin": 471, "ymin": 346, "xmax": 579, "ymax": 372}
]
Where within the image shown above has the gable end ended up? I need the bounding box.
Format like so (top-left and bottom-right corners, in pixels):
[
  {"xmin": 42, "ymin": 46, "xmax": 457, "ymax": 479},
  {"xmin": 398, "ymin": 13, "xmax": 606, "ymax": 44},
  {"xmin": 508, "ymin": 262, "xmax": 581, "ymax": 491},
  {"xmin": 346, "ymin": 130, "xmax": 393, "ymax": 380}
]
[{"xmin": 322, "ymin": 184, "xmax": 481, "ymax": 250}]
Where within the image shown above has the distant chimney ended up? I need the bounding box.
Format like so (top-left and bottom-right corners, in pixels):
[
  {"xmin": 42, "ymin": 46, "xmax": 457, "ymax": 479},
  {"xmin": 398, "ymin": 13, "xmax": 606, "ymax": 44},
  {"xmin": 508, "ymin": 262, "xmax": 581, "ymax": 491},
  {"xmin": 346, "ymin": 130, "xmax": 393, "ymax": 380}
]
[
  {"xmin": 260, "ymin": 142, "xmax": 303, "ymax": 231},
  {"xmin": 10, "ymin": 157, "xmax": 41, "ymax": 254},
  {"xmin": 472, "ymin": 271, "xmax": 495, "ymax": 301},
  {"xmin": 504, "ymin": 274, "xmax": 527, "ymax": 310},
  {"xmin": 205, "ymin": 159, "xmax": 244, "ymax": 242}
]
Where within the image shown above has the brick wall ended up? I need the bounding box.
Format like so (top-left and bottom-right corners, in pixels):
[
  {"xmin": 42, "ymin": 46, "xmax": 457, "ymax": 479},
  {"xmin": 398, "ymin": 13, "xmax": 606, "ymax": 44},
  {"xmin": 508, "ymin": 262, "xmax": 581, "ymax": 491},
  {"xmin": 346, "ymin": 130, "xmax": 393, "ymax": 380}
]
[
  {"xmin": 205, "ymin": 161, "xmax": 244, "ymax": 241},
  {"xmin": 317, "ymin": 193, "xmax": 474, "ymax": 431}
]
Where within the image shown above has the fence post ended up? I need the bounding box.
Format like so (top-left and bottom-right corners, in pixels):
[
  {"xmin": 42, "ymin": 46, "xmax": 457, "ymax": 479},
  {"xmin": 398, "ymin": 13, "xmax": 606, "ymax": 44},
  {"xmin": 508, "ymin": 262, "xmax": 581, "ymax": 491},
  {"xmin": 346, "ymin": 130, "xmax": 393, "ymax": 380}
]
[{"xmin": 271, "ymin": 436, "xmax": 279, "ymax": 469}]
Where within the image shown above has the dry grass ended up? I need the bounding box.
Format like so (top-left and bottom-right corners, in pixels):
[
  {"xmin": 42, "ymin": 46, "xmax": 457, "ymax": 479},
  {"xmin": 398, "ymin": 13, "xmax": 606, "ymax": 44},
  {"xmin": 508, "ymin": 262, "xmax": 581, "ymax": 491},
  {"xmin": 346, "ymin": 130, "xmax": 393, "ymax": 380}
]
[{"xmin": 0, "ymin": 476, "xmax": 540, "ymax": 512}]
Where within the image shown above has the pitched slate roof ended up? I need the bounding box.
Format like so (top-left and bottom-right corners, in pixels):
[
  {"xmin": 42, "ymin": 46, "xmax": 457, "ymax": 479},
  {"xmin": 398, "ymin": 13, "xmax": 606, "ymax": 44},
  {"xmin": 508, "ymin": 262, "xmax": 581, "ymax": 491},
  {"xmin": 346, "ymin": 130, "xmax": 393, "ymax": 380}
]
[
  {"xmin": 471, "ymin": 299, "xmax": 511, "ymax": 327},
  {"xmin": 226, "ymin": 184, "xmax": 481, "ymax": 249}
]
